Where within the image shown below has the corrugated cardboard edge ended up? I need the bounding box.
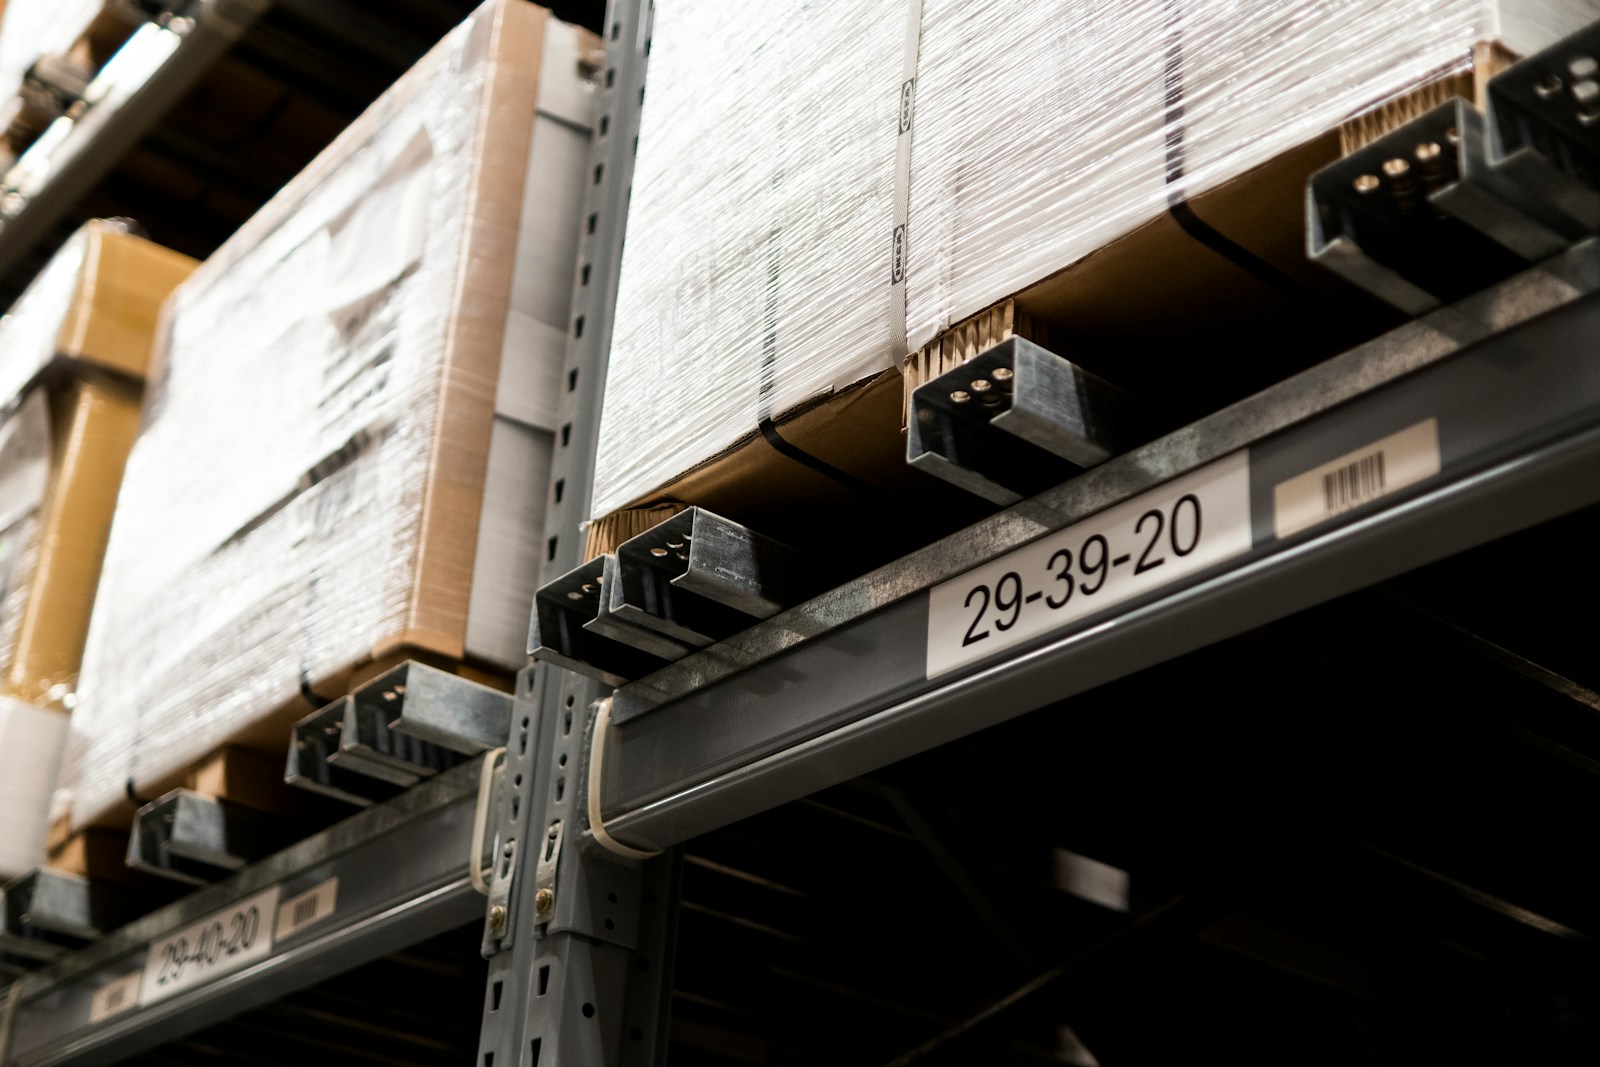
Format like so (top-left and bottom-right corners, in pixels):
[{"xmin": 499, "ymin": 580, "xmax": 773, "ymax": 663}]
[
  {"xmin": 399, "ymin": 0, "xmax": 550, "ymax": 661},
  {"xmin": 1338, "ymin": 42, "xmax": 1516, "ymax": 155},
  {"xmin": 582, "ymin": 503, "xmax": 688, "ymax": 562},
  {"xmin": 55, "ymin": 223, "xmax": 199, "ymax": 381},
  {"xmin": 901, "ymin": 299, "xmax": 1047, "ymax": 430}
]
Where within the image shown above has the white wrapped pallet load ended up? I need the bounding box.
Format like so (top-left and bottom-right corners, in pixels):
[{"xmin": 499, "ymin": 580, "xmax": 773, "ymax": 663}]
[
  {"xmin": 57, "ymin": 0, "xmax": 597, "ymax": 831},
  {"xmin": 592, "ymin": 0, "xmax": 904, "ymax": 522},
  {"xmin": 909, "ymin": 0, "xmax": 1600, "ymax": 344},
  {"xmin": 0, "ymin": 697, "xmax": 68, "ymax": 879},
  {"xmin": 594, "ymin": 0, "xmax": 1597, "ymax": 534}
]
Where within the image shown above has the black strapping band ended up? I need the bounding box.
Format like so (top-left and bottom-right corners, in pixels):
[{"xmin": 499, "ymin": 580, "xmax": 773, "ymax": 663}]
[
  {"xmin": 125, "ymin": 778, "xmax": 152, "ymax": 808},
  {"xmin": 300, "ymin": 673, "xmax": 338, "ymax": 709},
  {"xmin": 757, "ymin": 416, "xmax": 878, "ymax": 497},
  {"xmin": 1161, "ymin": 0, "xmax": 1323, "ymax": 307}
]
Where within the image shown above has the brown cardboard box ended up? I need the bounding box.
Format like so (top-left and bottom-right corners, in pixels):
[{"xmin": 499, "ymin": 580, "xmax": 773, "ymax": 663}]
[
  {"xmin": 0, "ymin": 224, "xmax": 195, "ymax": 707},
  {"xmin": 0, "ymin": 375, "xmax": 142, "ymax": 705},
  {"xmin": 55, "ymin": 222, "xmax": 200, "ymax": 381},
  {"xmin": 60, "ymin": 1, "xmax": 597, "ymax": 831}
]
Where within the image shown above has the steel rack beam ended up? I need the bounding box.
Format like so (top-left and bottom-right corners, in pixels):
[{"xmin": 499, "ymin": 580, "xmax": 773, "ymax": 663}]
[
  {"xmin": 475, "ymin": 1, "xmax": 680, "ymax": 1065},
  {"xmin": 0, "ymin": 0, "xmax": 271, "ymax": 284},
  {"xmin": 0, "ymin": 759, "xmax": 487, "ymax": 1067},
  {"xmin": 590, "ymin": 240, "xmax": 1600, "ymax": 854}
]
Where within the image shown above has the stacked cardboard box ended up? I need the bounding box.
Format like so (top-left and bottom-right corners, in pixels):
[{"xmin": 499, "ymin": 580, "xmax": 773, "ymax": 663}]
[
  {"xmin": 0, "ymin": 219, "xmax": 195, "ymax": 877},
  {"xmin": 56, "ymin": 0, "xmax": 597, "ymax": 832}
]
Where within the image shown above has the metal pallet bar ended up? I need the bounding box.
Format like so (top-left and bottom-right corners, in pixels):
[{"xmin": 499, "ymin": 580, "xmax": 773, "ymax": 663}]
[
  {"xmin": 475, "ymin": 0, "xmax": 678, "ymax": 1065},
  {"xmin": 592, "ymin": 241, "xmax": 1600, "ymax": 853},
  {"xmin": 0, "ymin": 759, "xmax": 486, "ymax": 1067}
]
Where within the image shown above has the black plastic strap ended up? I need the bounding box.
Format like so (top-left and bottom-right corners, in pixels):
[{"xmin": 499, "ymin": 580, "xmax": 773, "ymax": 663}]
[
  {"xmin": 757, "ymin": 416, "xmax": 878, "ymax": 497},
  {"xmin": 300, "ymin": 671, "xmax": 337, "ymax": 709},
  {"xmin": 125, "ymin": 778, "xmax": 152, "ymax": 808},
  {"xmin": 1161, "ymin": 0, "xmax": 1323, "ymax": 306}
]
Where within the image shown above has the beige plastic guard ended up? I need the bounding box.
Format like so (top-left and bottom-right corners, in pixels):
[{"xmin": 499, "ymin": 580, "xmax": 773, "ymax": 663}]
[
  {"xmin": 586, "ymin": 698, "xmax": 661, "ymax": 860},
  {"xmin": 469, "ymin": 746, "xmax": 507, "ymax": 895}
]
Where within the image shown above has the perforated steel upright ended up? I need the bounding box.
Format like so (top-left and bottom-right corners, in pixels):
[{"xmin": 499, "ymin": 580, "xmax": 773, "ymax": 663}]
[{"xmin": 473, "ymin": 3, "xmax": 679, "ymax": 1066}]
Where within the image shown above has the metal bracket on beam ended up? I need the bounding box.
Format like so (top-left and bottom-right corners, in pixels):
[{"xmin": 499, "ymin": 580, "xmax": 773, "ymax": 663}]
[
  {"xmin": 610, "ymin": 508, "xmax": 817, "ymax": 647},
  {"xmin": 126, "ymin": 789, "xmax": 294, "ymax": 885},
  {"xmin": 285, "ymin": 697, "xmax": 407, "ymax": 807},
  {"xmin": 0, "ymin": 870, "xmax": 130, "ymax": 963},
  {"xmin": 354, "ymin": 660, "xmax": 513, "ymax": 754},
  {"xmin": 323, "ymin": 688, "xmax": 467, "ymax": 785},
  {"xmin": 1486, "ymin": 23, "xmax": 1600, "ymax": 237},
  {"xmin": 908, "ymin": 337, "xmax": 1149, "ymax": 505},
  {"xmin": 1308, "ymin": 99, "xmax": 1568, "ymax": 314},
  {"xmin": 19, "ymin": 53, "xmax": 93, "ymax": 118},
  {"xmin": 531, "ymin": 556, "xmax": 681, "ymax": 687}
]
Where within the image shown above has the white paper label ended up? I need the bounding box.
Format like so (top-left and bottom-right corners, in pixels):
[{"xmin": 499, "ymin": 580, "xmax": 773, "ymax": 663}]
[
  {"xmin": 928, "ymin": 451, "xmax": 1253, "ymax": 677},
  {"xmin": 1273, "ymin": 419, "xmax": 1440, "ymax": 539},
  {"xmin": 139, "ymin": 886, "xmax": 280, "ymax": 1006},
  {"xmin": 88, "ymin": 971, "xmax": 143, "ymax": 1023},
  {"xmin": 275, "ymin": 878, "xmax": 338, "ymax": 941}
]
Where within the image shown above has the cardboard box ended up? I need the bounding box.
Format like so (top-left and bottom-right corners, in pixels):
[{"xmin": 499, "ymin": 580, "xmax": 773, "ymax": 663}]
[
  {"xmin": 60, "ymin": 0, "xmax": 596, "ymax": 830},
  {"xmin": 0, "ymin": 220, "xmax": 196, "ymax": 403},
  {"xmin": 0, "ymin": 376, "xmax": 142, "ymax": 705},
  {"xmin": 0, "ymin": 223, "xmax": 195, "ymax": 707}
]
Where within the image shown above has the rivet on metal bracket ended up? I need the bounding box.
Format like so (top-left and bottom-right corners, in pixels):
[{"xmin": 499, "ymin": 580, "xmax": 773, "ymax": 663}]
[
  {"xmin": 1308, "ymin": 99, "xmax": 1573, "ymax": 314},
  {"xmin": 908, "ymin": 336, "xmax": 1149, "ymax": 505},
  {"xmin": 1486, "ymin": 23, "xmax": 1600, "ymax": 237},
  {"xmin": 530, "ymin": 556, "xmax": 681, "ymax": 687},
  {"xmin": 610, "ymin": 508, "xmax": 818, "ymax": 648}
]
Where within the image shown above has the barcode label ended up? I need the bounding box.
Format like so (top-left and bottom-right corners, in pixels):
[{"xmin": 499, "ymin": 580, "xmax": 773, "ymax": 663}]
[
  {"xmin": 1274, "ymin": 419, "xmax": 1441, "ymax": 539},
  {"xmin": 1323, "ymin": 451, "xmax": 1386, "ymax": 513},
  {"xmin": 89, "ymin": 971, "xmax": 143, "ymax": 1023},
  {"xmin": 275, "ymin": 878, "xmax": 338, "ymax": 941}
]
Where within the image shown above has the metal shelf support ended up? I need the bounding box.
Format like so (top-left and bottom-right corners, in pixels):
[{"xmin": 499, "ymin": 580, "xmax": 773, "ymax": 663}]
[
  {"xmin": 0, "ymin": 760, "xmax": 487, "ymax": 1067},
  {"xmin": 475, "ymin": 1, "xmax": 678, "ymax": 1065},
  {"xmin": 591, "ymin": 242, "xmax": 1600, "ymax": 855}
]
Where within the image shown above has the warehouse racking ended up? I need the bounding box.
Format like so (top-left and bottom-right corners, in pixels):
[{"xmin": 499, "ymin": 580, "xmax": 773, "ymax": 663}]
[{"xmin": 5, "ymin": 0, "xmax": 1600, "ymax": 1062}]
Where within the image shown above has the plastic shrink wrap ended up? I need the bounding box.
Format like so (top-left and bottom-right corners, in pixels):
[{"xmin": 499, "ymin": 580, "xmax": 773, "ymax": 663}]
[
  {"xmin": 0, "ymin": 697, "xmax": 67, "ymax": 879},
  {"xmin": 0, "ymin": 221, "xmax": 194, "ymax": 710},
  {"xmin": 593, "ymin": 0, "xmax": 1597, "ymax": 521},
  {"xmin": 59, "ymin": 0, "xmax": 596, "ymax": 830},
  {"xmin": 907, "ymin": 0, "xmax": 1599, "ymax": 345}
]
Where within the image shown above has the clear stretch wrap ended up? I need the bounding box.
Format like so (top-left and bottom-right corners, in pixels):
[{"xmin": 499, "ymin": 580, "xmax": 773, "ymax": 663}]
[
  {"xmin": 60, "ymin": 0, "xmax": 591, "ymax": 829},
  {"xmin": 0, "ymin": 696, "xmax": 67, "ymax": 879},
  {"xmin": 592, "ymin": 0, "xmax": 903, "ymax": 519},
  {"xmin": 0, "ymin": 231, "xmax": 90, "ymax": 408},
  {"xmin": 595, "ymin": 0, "xmax": 1596, "ymax": 516},
  {"xmin": 908, "ymin": 0, "xmax": 1600, "ymax": 344},
  {"xmin": 0, "ymin": 393, "xmax": 51, "ymax": 693},
  {"xmin": 0, "ymin": 240, "xmax": 87, "ymax": 686}
]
